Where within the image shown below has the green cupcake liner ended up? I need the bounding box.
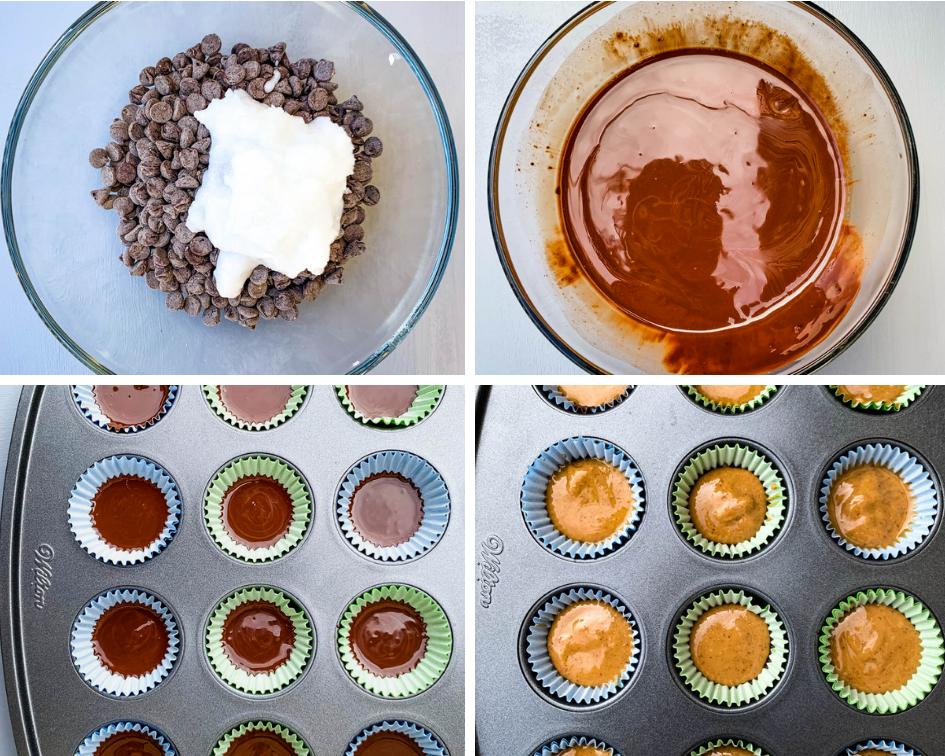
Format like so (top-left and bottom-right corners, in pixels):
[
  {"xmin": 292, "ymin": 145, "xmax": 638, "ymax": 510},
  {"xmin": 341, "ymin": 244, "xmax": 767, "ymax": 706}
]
[
  {"xmin": 828, "ymin": 385, "xmax": 925, "ymax": 412},
  {"xmin": 685, "ymin": 386, "xmax": 778, "ymax": 414},
  {"xmin": 211, "ymin": 721, "xmax": 310, "ymax": 756},
  {"xmin": 690, "ymin": 739, "xmax": 768, "ymax": 756},
  {"xmin": 672, "ymin": 444, "xmax": 787, "ymax": 559},
  {"xmin": 674, "ymin": 589, "xmax": 789, "ymax": 707},
  {"xmin": 819, "ymin": 588, "xmax": 944, "ymax": 714},
  {"xmin": 206, "ymin": 587, "xmax": 313, "ymax": 695},
  {"xmin": 203, "ymin": 385, "xmax": 308, "ymax": 430},
  {"xmin": 204, "ymin": 455, "xmax": 311, "ymax": 562},
  {"xmin": 336, "ymin": 385, "xmax": 444, "ymax": 427},
  {"xmin": 338, "ymin": 585, "xmax": 452, "ymax": 697}
]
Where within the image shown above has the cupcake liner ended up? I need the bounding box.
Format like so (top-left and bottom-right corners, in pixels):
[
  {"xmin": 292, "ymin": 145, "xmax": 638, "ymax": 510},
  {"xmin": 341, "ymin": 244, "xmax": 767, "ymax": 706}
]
[
  {"xmin": 346, "ymin": 720, "xmax": 446, "ymax": 756},
  {"xmin": 684, "ymin": 385, "xmax": 778, "ymax": 414},
  {"xmin": 829, "ymin": 385, "xmax": 925, "ymax": 412},
  {"xmin": 526, "ymin": 587, "xmax": 640, "ymax": 705},
  {"xmin": 820, "ymin": 444, "xmax": 938, "ymax": 560},
  {"xmin": 68, "ymin": 455, "xmax": 181, "ymax": 566},
  {"xmin": 204, "ymin": 455, "xmax": 312, "ymax": 562},
  {"xmin": 521, "ymin": 436, "xmax": 645, "ymax": 559},
  {"xmin": 674, "ymin": 589, "xmax": 788, "ymax": 707},
  {"xmin": 206, "ymin": 587, "xmax": 313, "ymax": 695},
  {"xmin": 72, "ymin": 385, "xmax": 178, "ymax": 433},
  {"xmin": 672, "ymin": 443, "xmax": 787, "ymax": 559},
  {"xmin": 819, "ymin": 588, "xmax": 944, "ymax": 714},
  {"xmin": 535, "ymin": 736, "xmax": 621, "ymax": 756},
  {"xmin": 338, "ymin": 584, "xmax": 452, "ymax": 697},
  {"xmin": 337, "ymin": 451, "xmax": 450, "ymax": 562},
  {"xmin": 689, "ymin": 739, "xmax": 766, "ymax": 756},
  {"xmin": 211, "ymin": 722, "xmax": 310, "ymax": 756},
  {"xmin": 71, "ymin": 589, "xmax": 180, "ymax": 697},
  {"xmin": 844, "ymin": 741, "xmax": 917, "ymax": 756},
  {"xmin": 336, "ymin": 385, "xmax": 444, "ymax": 427},
  {"xmin": 76, "ymin": 722, "xmax": 176, "ymax": 756},
  {"xmin": 203, "ymin": 385, "xmax": 308, "ymax": 430},
  {"xmin": 538, "ymin": 385, "xmax": 634, "ymax": 414}
]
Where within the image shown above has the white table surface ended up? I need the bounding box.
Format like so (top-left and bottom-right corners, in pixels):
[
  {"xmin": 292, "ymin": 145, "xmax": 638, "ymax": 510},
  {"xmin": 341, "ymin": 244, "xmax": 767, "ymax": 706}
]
[
  {"xmin": 475, "ymin": 1, "xmax": 945, "ymax": 375},
  {"xmin": 0, "ymin": 1, "xmax": 464, "ymax": 376}
]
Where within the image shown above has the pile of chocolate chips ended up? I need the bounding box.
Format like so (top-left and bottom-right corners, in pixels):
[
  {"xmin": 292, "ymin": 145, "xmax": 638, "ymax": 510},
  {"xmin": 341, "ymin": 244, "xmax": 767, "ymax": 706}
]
[{"xmin": 88, "ymin": 33, "xmax": 383, "ymax": 329}]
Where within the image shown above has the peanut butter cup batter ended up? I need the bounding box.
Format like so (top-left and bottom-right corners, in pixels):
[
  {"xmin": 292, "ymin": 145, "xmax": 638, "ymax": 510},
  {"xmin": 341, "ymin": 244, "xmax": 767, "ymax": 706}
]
[
  {"xmin": 224, "ymin": 730, "xmax": 295, "ymax": 756},
  {"xmin": 346, "ymin": 386, "xmax": 419, "ymax": 419},
  {"xmin": 92, "ymin": 385, "xmax": 170, "ymax": 429},
  {"xmin": 830, "ymin": 604, "xmax": 921, "ymax": 694},
  {"xmin": 221, "ymin": 475, "xmax": 294, "ymax": 549},
  {"xmin": 222, "ymin": 600, "xmax": 296, "ymax": 674},
  {"xmin": 689, "ymin": 467, "xmax": 768, "ymax": 545},
  {"xmin": 690, "ymin": 604, "xmax": 770, "ymax": 686},
  {"xmin": 351, "ymin": 473, "xmax": 424, "ymax": 547},
  {"xmin": 91, "ymin": 602, "xmax": 169, "ymax": 677},
  {"xmin": 694, "ymin": 386, "xmax": 767, "ymax": 407},
  {"xmin": 827, "ymin": 465, "xmax": 912, "ymax": 550},
  {"xmin": 557, "ymin": 385, "xmax": 631, "ymax": 408},
  {"xmin": 218, "ymin": 385, "xmax": 294, "ymax": 423},
  {"xmin": 354, "ymin": 731, "xmax": 424, "ymax": 756},
  {"xmin": 705, "ymin": 748, "xmax": 755, "ymax": 756},
  {"xmin": 559, "ymin": 747, "xmax": 611, "ymax": 756},
  {"xmin": 350, "ymin": 599, "xmax": 428, "ymax": 677},
  {"xmin": 96, "ymin": 730, "xmax": 165, "ymax": 756},
  {"xmin": 857, "ymin": 751, "xmax": 892, "ymax": 756},
  {"xmin": 547, "ymin": 600, "xmax": 634, "ymax": 687},
  {"xmin": 836, "ymin": 385, "xmax": 907, "ymax": 406},
  {"xmin": 90, "ymin": 475, "xmax": 168, "ymax": 551},
  {"xmin": 546, "ymin": 459, "xmax": 636, "ymax": 543}
]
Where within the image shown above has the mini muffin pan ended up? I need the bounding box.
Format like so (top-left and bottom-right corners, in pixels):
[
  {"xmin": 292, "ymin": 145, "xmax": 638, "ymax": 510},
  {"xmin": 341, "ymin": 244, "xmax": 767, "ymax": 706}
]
[
  {"xmin": 1, "ymin": 385, "xmax": 463, "ymax": 756},
  {"xmin": 475, "ymin": 385, "xmax": 944, "ymax": 756}
]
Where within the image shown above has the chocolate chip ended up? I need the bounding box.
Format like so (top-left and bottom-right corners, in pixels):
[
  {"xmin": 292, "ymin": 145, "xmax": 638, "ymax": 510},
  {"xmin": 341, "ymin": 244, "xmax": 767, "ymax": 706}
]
[
  {"xmin": 223, "ymin": 64, "xmax": 245, "ymax": 86},
  {"xmin": 150, "ymin": 101, "xmax": 173, "ymax": 123},
  {"xmin": 89, "ymin": 148, "xmax": 108, "ymax": 168},
  {"xmin": 201, "ymin": 33, "xmax": 222, "ymax": 56},
  {"xmin": 344, "ymin": 241, "xmax": 365, "ymax": 258},
  {"xmin": 363, "ymin": 185, "xmax": 380, "ymax": 205},
  {"xmin": 313, "ymin": 59, "xmax": 334, "ymax": 80},
  {"xmin": 202, "ymin": 305, "xmax": 220, "ymax": 326},
  {"xmin": 186, "ymin": 93, "xmax": 208, "ymax": 113},
  {"xmin": 307, "ymin": 88, "xmax": 328, "ymax": 111},
  {"xmin": 363, "ymin": 136, "xmax": 383, "ymax": 157}
]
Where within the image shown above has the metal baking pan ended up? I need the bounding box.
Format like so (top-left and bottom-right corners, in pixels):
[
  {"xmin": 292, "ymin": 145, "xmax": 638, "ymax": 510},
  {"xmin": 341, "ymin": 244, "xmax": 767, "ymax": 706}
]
[
  {"xmin": 1, "ymin": 384, "xmax": 464, "ymax": 755},
  {"xmin": 475, "ymin": 385, "xmax": 943, "ymax": 756}
]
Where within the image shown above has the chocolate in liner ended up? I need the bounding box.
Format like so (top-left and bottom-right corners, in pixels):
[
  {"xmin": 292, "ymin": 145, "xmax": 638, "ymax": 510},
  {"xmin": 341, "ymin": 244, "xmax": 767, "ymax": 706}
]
[
  {"xmin": 354, "ymin": 731, "xmax": 424, "ymax": 756},
  {"xmin": 350, "ymin": 473, "xmax": 424, "ymax": 547},
  {"xmin": 350, "ymin": 599, "xmax": 428, "ymax": 677},
  {"xmin": 218, "ymin": 385, "xmax": 295, "ymax": 424},
  {"xmin": 91, "ymin": 602, "xmax": 170, "ymax": 678},
  {"xmin": 346, "ymin": 386, "xmax": 419, "ymax": 419},
  {"xmin": 221, "ymin": 600, "xmax": 296, "ymax": 674},
  {"xmin": 95, "ymin": 730, "xmax": 166, "ymax": 756},
  {"xmin": 90, "ymin": 475, "xmax": 169, "ymax": 551},
  {"xmin": 224, "ymin": 729, "xmax": 296, "ymax": 756},
  {"xmin": 93, "ymin": 385, "xmax": 171, "ymax": 430},
  {"xmin": 221, "ymin": 475, "xmax": 295, "ymax": 549}
]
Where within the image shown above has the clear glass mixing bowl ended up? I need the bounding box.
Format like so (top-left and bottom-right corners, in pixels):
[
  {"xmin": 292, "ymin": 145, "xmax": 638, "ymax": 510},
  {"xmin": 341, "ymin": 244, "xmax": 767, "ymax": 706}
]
[
  {"xmin": 489, "ymin": 1, "xmax": 919, "ymax": 375},
  {"xmin": 3, "ymin": 1, "xmax": 458, "ymax": 374}
]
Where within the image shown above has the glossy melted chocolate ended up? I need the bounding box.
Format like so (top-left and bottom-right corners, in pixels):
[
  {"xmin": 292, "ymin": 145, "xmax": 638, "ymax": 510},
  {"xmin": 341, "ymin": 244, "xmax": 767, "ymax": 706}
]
[
  {"xmin": 222, "ymin": 475, "xmax": 294, "ymax": 549},
  {"xmin": 346, "ymin": 386, "xmax": 419, "ymax": 419},
  {"xmin": 224, "ymin": 730, "xmax": 295, "ymax": 756},
  {"xmin": 350, "ymin": 473, "xmax": 424, "ymax": 547},
  {"xmin": 96, "ymin": 731, "xmax": 165, "ymax": 756},
  {"xmin": 92, "ymin": 385, "xmax": 170, "ymax": 429},
  {"xmin": 222, "ymin": 600, "xmax": 296, "ymax": 673},
  {"xmin": 350, "ymin": 599, "xmax": 427, "ymax": 677},
  {"xmin": 90, "ymin": 475, "xmax": 168, "ymax": 550},
  {"xmin": 355, "ymin": 731, "xmax": 424, "ymax": 756},
  {"xmin": 218, "ymin": 385, "xmax": 294, "ymax": 423},
  {"xmin": 91, "ymin": 602, "xmax": 169, "ymax": 677}
]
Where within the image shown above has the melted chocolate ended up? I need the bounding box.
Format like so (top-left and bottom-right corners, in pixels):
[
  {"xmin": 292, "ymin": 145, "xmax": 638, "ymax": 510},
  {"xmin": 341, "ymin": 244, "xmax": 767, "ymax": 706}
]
[
  {"xmin": 96, "ymin": 731, "xmax": 165, "ymax": 756},
  {"xmin": 224, "ymin": 731, "xmax": 294, "ymax": 756},
  {"xmin": 346, "ymin": 386, "xmax": 419, "ymax": 419},
  {"xmin": 91, "ymin": 602, "xmax": 169, "ymax": 677},
  {"xmin": 349, "ymin": 599, "xmax": 427, "ymax": 677},
  {"xmin": 90, "ymin": 475, "xmax": 168, "ymax": 550},
  {"xmin": 92, "ymin": 385, "xmax": 170, "ymax": 429},
  {"xmin": 355, "ymin": 731, "xmax": 423, "ymax": 756},
  {"xmin": 222, "ymin": 600, "xmax": 295, "ymax": 673},
  {"xmin": 222, "ymin": 475, "xmax": 294, "ymax": 549},
  {"xmin": 350, "ymin": 473, "xmax": 424, "ymax": 547},
  {"xmin": 218, "ymin": 385, "xmax": 294, "ymax": 423}
]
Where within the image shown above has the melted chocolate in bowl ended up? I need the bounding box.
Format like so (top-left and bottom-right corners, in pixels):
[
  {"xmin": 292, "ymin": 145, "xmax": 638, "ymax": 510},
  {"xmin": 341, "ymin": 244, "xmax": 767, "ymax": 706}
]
[
  {"xmin": 222, "ymin": 475, "xmax": 294, "ymax": 549},
  {"xmin": 350, "ymin": 599, "xmax": 428, "ymax": 677},
  {"xmin": 92, "ymin": 385, "xmax": 170, "ymax": 429},
  {"xmin": 91, "ymin": 602, "xmax": 169, "ymax": 677},
  {"xmin": 355, "ymin": 731, "xmax": 424, "ymax": 756},
  {"xmin": 96, "ymin": 731, "xmax": 165, "ymax": 756},
  {"xmin": 224, "ymin": 731, "xmax": 295, "ymax": 756},
  {"xmin": 221, "ymin": 600, "xmax": 296, "ymax": 673},
  {"xmin": 90, "ymin": 475, "xmax": 169, "ymax": 550},
  {"xmin": 219, "ymin": 385, "xmax": 294, "ymax": 424},
  {"xmin": 350, "ymin": 473, "xmax": 424, "ymax": 547}
]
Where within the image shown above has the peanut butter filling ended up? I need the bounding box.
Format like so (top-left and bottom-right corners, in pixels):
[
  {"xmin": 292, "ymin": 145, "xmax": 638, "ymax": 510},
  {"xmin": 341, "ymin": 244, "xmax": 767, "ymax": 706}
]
[
  {"xmin": 830, "ymin": 604, "xmax": 921, "ymax": 694},
  {"xmin": 690, "ymin": 604, "xmax": 770, "ymax": 686},
  {"xmin": 546, "ymin": 459, "xmax": 636, "ymax": 543},
  {"xmin": 857, "ymin": 751, "xmax": 891, "ymax": 756},
  {"xmin": 557, "ymin": 385, "xmax": 631, "ymax": 408},
  {"xmin": 836, "ymin": 385, "xmax": 906, "ymax": 405},
  {"xmin": 689, "ymin": 467, "xmax": 768, "ymax": 545},
  {"xmin": 547, "ymin": 600, "xmax": 634, "ymax": 687},
  {"xmin": 693, "ymin": 385, "xmax": 767, "ymax": 407},
  {"xmin": 559, "ymin": 746, "xmax": 611, "ymax": 756},
  {"xmin": 827, "ymin": 465, "xmax": 912, "ymax": 549},
  {"xmin": 705, "ymin": 748, "xmax": 756, "ymax": 756}
]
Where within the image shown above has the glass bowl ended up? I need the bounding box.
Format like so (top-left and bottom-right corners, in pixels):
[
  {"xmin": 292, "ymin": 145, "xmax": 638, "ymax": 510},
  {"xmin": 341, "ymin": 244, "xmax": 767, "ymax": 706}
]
[
  {"xmin": 489, "ymin": 1, "xmax": 918, "ymax": 375},
  {"xmin": 3, "ymin": 1, "xmax": 458, "ymax": 374}
]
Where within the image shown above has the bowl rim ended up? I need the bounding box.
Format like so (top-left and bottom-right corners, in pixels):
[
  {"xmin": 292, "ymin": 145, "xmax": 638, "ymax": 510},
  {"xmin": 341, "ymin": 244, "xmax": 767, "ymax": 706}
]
[
  {"xmin": 2, "ymin": 0, "xmax": 459, "ymax": 375},
  {"xmin": 487, "ymin": 0, "xmax": 920, "ymax": 375}
]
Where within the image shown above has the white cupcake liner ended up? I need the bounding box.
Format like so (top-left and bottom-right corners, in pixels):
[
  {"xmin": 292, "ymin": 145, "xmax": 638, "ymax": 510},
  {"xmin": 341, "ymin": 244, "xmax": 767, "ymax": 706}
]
[
  {"xmin": 346, "ymin": 720, "xmax": 447, "ymax": 756},
  {"xmin": 521, "ymin": 437, "xmax": 645, "ymax": 559},
  {"xmin": 539, "ymin": 385, "xmax": 634, "ymax": 414},
  {"xmin": 844, "ymin": 742, "xmax": 917, "ymax": 756},
  {"xmin": 72, "ymin": 385, "xmax": 178, "ymax": 433},
  {"xmin": 76, "ymin": 722, "xmax": 176, "ymax": 756},
  {"xmin": 337, "ymin": 451, "xmax": 450, "ymax": 562},
  {"xmin": 71, "ymin": 589, "xmax": 180, "ymax": 697},
  {"xmin": 820, "ymin": 444, "xmax": 938, "ymax": 560},
  {"xmin": 526, "ymin": 587, "xmax": 640, "ymax": 705},
  {"xmin": 535, "ymin": 736, "xmax": 620, "ymax": 756},
  {"xmin": 68, "ymin": 455, "xmax": 180, "ymax": 566}
]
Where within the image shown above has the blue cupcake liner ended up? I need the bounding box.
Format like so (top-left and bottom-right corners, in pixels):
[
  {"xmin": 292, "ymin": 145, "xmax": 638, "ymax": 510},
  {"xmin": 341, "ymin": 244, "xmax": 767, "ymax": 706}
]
[
  {"xmin": 845, "ymin": 741, "xmax": 917, "ymax": 756},
  {"xmin": 522, "ymin": 437, "xmax": 645, "ymax": 559},
  {"xmin": 820, "ymin": 444, "xmax": 938, "ymax": 560},
  {"xmin": 72, "ymin": 385, "xmax": 178, "ymax": 433},
  {"xmin": 76, "ymin": 722, "xmax": 176, "ymax": 756},
  {"xmin": 526, "ymin": 587, "xmax": 640, "ymax": 705},
  {"xmin": 68, "ymin": 455, "xmax": 180, "ymax": 565},
  {"xmin": 535, "ymin": 736, "xmax": 620, "ymax": 756},
  {"xmin": 71, "ymin": 589, "xmax": 180, "ymax": 697},
  {"xmin": 346, "ymin": 720, "xmax": 446, "ymax": 756},
  {"xmin": 338, "ymin": 451, "xmax": 450, "ymax": 562},
  {"xmin": 539, "ymin": 385, "xmax": 634, "ymax": 414}
]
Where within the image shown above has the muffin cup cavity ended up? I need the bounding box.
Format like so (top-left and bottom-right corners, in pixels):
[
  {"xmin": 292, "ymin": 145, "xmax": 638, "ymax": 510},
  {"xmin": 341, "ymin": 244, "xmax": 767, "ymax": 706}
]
[
  {"xmin": 203, "ymin": 385, "xmax": 308, "ymax": 430},
  {"xmin": 211, "ymin": 722, "xmax": 310, "ymax": 756},
  {"xmin": 71, "ymin": 589, "xmax": 180, "ymax": 698},
  {"xmin": 674, "ymin": 589, "xmax": 788, "ymax": 708},
  {"xmin": 689, "ymin": 739, "xmax": 767, "ymax": 756},
  {"xmin": 521, "ymin": 436, "xmax": 646, "ymax": 560},
  {"xmin": 206, "ymin": 586, "xmax": 313, "ymax": 695},
  {"xmin": 76, "ymin": 722, "xmax": 176, "ymax": 756},
  {"xmin": 525, "ymin": 587, "xmax": 641, "ymax": 705},
  {"xmin": 672, "ymin": 443, "xmax": 787, "ymax": 559},
  {"xmin": 819, "ymin": 444, "xmax": 938, "ymax": 560},
  {"xmin": 338, "ymin": 584, "xmax": 452, "ymax": 697},
  {"xmin": 204, "ymin": 455, "xmax": 312, "ymax": 563},
  {"xmin": 829, "ymin": 385, "xmax": 926, "ymax": 412},
  {"xmin": 337, "ymin": 451, "xmax": 450, "ymax": 562},
  {"xmin": 819, "ymin": 588, "xmax": 944, "ymax": 714},
  {"xmin": 843, "ymin": 741, "xmax": 918, "ymax": 756},
  {"xmin": 345, "ymin": 720, "xmax": 447, "ymax": 756},
  {"xmin": 72, "ymin": 385, "xmax": 178, "ymax": 433},
  {"xmin": 535, "ymin": 736, "xmax": 620, "ymax": 756},
  {"xmin": 537, "ymin": 385, "xmax": 635, "ymax": 414},
  {"xmin": 683, "ymin": 385, "xmax": 778, "ymax": 414},
  {"xmin": 68, "ymin": 455, "xmax": 180, "ymax": 566},
  {"xmin": 336, "ymin": 385, "xmax": 444, "ymax": 427}
]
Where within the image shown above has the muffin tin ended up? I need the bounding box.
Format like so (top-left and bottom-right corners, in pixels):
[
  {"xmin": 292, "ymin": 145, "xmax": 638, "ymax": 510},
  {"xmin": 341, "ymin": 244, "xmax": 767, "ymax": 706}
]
[
  {"xmin": 475, "ymin": 385, "xmax": 944, "ymax": 756},
  {"xmin": 1, "ymin": 385, "xmax": 463, "ymax": 755}
]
